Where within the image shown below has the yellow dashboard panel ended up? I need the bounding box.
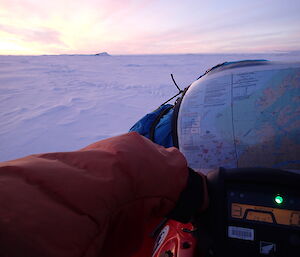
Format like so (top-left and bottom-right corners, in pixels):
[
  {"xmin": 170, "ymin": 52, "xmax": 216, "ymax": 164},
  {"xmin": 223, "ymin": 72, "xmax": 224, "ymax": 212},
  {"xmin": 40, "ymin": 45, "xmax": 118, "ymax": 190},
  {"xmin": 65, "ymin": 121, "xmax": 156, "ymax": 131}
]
[{"xmin": 231, "ymin": 203, "xmax": 300, "ymax": 227}]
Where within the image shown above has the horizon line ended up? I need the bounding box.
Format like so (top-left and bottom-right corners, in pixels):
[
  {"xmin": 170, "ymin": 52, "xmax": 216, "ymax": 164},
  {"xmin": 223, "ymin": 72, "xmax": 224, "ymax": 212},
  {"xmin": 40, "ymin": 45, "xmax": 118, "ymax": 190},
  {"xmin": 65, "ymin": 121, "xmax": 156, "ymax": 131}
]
[{"xmin": 1, "ymin": 50, "xmax": 299, "ymax": 57}]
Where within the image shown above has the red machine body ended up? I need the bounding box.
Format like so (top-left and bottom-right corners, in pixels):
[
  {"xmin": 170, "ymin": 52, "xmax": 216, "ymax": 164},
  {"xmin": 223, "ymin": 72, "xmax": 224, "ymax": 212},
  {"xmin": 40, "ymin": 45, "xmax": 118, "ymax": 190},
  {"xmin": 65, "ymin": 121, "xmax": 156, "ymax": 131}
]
[{"xmin": 152, "ymin": 220, "xmax": 198, "ymax": 257}]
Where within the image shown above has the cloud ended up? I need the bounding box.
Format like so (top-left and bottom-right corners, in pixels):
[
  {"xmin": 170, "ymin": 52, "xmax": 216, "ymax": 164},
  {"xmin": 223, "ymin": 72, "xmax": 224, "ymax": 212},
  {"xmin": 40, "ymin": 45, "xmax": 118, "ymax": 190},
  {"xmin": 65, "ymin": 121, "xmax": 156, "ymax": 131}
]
[{"xmin": 0, "ymin": 25, "xmax": 65, "ymax": 46}]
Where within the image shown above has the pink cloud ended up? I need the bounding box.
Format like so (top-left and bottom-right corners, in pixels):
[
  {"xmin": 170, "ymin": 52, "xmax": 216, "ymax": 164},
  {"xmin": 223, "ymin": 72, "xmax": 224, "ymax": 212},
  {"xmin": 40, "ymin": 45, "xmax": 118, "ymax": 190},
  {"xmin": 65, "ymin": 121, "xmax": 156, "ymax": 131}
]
[{"xmin": 0, "ymin": 25, "xmax": 65, "ymax": 46}]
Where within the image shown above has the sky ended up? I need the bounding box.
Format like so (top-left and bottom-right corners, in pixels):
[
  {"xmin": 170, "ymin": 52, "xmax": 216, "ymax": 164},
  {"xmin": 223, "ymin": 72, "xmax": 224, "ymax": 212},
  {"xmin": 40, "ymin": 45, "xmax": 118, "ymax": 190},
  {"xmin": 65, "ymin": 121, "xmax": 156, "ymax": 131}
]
[{"xmin": 0, "ymin": 0, "xmax": 300, "ymax": 55}]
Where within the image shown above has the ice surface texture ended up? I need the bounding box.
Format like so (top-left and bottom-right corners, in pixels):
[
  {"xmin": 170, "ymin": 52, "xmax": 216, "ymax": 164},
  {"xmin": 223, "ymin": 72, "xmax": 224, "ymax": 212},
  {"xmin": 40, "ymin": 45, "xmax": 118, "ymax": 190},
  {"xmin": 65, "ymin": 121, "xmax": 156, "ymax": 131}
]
[{"xmin": 0, "ymin": 53, "xmax": 299, "ymax": 161}]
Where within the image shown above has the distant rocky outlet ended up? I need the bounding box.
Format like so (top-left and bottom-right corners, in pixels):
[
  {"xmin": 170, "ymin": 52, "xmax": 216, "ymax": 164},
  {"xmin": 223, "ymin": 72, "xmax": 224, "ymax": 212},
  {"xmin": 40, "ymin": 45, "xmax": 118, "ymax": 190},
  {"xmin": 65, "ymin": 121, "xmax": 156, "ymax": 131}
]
[{"xmin": 95, "ymin": 52, "xmax": 111, "ymax": 56}]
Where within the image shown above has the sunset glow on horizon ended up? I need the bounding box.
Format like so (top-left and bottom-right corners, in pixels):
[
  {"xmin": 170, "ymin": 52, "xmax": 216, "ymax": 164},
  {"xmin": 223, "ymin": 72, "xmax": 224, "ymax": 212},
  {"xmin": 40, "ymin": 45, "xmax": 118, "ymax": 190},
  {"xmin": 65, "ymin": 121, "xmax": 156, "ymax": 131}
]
[{"xmin": 1, "ymin": 0, "xmax": 300, "ymax": 55}]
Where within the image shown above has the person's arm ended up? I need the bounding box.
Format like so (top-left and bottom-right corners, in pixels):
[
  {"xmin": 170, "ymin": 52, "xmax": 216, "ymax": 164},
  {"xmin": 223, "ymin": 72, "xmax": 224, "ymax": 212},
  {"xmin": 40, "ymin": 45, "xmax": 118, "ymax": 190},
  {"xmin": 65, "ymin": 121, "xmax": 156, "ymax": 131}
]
[{"xmin": 0, "ymin": 132, "xmax": 206, "ymax": 257}]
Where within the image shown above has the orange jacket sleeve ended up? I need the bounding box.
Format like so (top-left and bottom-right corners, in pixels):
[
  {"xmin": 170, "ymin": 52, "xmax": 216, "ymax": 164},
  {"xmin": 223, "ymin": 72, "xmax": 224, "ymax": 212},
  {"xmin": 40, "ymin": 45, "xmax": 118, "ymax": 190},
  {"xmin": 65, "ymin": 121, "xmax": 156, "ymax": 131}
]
[{"xmin": 0, "ymin": 132, "xmax": 189, "ymax": 257}]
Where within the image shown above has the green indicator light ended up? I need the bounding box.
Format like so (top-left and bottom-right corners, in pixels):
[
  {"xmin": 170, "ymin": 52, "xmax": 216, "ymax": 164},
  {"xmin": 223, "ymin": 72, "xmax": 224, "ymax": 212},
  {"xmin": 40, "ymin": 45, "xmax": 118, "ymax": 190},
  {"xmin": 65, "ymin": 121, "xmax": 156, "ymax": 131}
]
[{"xmin": 275, "ymin": 195, "xmax": 283, "ymax": 204}]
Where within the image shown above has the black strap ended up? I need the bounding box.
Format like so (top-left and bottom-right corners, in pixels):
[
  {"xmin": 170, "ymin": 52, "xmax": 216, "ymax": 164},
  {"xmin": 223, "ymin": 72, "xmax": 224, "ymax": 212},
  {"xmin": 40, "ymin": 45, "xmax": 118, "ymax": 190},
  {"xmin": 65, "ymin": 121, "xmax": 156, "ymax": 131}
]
[
  {"xmin": 149, "ymin": 105, "xmax": 173, "ymax": 142},
  {"xmin": 171, "ymin": 86, "xmax": 189, "ymax": 148}
]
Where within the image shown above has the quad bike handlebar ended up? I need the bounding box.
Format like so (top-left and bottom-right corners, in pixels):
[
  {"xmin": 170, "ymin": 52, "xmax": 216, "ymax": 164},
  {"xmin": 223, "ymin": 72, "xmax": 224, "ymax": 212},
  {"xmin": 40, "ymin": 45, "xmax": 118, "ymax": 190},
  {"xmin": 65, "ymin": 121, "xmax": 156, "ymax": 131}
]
[{"xmin": 153, "ymin": 168, "xmax": 300, "ymax": 257}]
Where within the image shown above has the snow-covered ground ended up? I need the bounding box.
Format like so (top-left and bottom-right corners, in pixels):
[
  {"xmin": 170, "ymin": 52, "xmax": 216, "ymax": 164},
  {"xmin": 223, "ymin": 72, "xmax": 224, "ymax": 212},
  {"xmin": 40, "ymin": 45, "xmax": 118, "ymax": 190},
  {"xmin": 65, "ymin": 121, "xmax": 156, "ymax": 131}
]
[{"xmin": 1, "ymin": 53, "xmax": 299, "ymax": 161}]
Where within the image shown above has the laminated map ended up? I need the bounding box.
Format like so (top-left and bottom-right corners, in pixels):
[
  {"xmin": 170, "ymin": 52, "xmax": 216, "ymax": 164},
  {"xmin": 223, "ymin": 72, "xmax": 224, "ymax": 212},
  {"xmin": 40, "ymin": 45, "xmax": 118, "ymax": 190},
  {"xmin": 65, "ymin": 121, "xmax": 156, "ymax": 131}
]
[{"xmin": 178, "ymin": 62, "xmax": 300, "ymax": 174}]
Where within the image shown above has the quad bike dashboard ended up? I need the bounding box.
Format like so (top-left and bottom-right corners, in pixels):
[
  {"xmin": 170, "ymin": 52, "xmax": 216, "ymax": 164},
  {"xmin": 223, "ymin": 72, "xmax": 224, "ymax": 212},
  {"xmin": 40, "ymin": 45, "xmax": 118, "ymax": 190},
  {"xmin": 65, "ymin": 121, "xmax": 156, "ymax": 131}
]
[{"xmin": 202, "ymin": 167, "xmax": 300, "ymax": 257}]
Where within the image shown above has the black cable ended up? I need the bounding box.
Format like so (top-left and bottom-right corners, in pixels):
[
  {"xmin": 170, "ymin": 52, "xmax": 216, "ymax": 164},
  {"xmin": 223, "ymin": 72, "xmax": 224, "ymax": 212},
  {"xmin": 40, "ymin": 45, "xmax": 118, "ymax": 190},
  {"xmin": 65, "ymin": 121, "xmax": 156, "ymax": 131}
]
[{"xmin": 171, "ymin": 74, "xmax": 183, "ymax": 93}]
